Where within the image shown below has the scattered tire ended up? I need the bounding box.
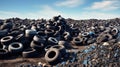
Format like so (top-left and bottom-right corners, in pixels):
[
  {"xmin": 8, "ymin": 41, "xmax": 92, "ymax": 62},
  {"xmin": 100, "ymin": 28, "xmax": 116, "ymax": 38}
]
[
  {"xmin": 58, "ymin": 40, "xmax": 71, "ymax": 49},
  {"xmin": 33, "ymin": 35, "xmax": 46, "ymax": 43},
  {"xmin": 48, "ymin": 37, "xmax": 58, "ymax": 45},
  {"xmin": 25, "ymin": 29, "xmax": 37, "ymax": 38},
  {"xmin": 44, "ymin": 45, "xmax": 52, "ymax": 52},
  {"xmin": 30, "ymin": 41, "xmax": 44, "ymax": 51},
  {"xmin": 45, "ymin": 48, "xmax": 61, "ymax": 65},
  {"xmin": 51, "ymin": 45, "xmax": 66, "ymax": 55},
  {"xmin": 8, "ymin": 42, "xmax": 23, "ymax": 53},
  {"xmin": 0, "ymin": 49, "xmax": 9, "ymax": 59},
  {"xmin": 0, "ymin": 44, "xmax": 6, "ymax": 49},
  {"xmin": 1, "ymin": 36, "xmax": 14, "ymax": 46},
  {"xmin": 72, "ymin": 37, "xmax": 82, "ymax": 46},
  {"xmin": 45, "ymin": 29, "xmax": 54, "ymax": 37},
  {"xmin": 22, "ymin": 48, "xmax": 38, "ymax": 58}
]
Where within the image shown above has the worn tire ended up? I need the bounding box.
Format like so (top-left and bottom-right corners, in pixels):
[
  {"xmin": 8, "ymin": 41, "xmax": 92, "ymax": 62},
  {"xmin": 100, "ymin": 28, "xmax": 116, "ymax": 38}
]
[
  {"xmin": 22, "ymin": 48, "xmax": 38, "ymax": 58},
  {"xmin": 45, "ymin": 29, "xmax": 54, "ymax": 37},
  {"xmin": 0, "ymin": 49, "xmax": 9, "ymax": 59},
  {"xmin": 72, "ymin": 37, "xmax": 82, "ymax": 46},
  {"xmin": 58, "ymin": 40, "xmax": 71, "ymax": 49},
  {"xmin": 44, "ymin": 45, "xmax": 52, "ymax": 52},
  {"xmin": 51, "ymin": 45, "xmax": 66, "ymax": 55},
  {"xmin": 45, "ymin": 48, "xmax": 61, "ymax": 65},
  {"xmin": 8, "ymin": 42, "xmax": 23, "ymax": 53},
  {"xmin": 33, "ymin": 35, "xmax": 46, "ymax": 43},
  {"xmin": 1, "ymin": 36, "xmax": 14, "ymax": 46},
  {"xmin": 30, "ymin": 41, "xmax": 44, "ymax": 51},
  {"xmin": 48, "ymin": 37, "xmax": 58, "ymax": 45}
]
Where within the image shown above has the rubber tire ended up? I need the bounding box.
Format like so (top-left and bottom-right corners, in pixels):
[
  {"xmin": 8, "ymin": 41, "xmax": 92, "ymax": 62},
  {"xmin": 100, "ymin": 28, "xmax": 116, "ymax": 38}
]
[
  {"xmin": 22, "ymin": 48, "xmax": 38, "ymax": 58},
  {"xmin": 33, "ymin": 35, "xmax": 46, "ymax": 44},
  {"xmin": 48, "ymin": 37, "xmax": 58, "ymax": 45},
  {"xmin": 0, "ymin": 49, "xmax": 9, "ymax": 59},
  {"xmin": 45, "ymin": 48, "xmax": 61, "ymax": 65},
  {"xmin": 58, "ymin": 40, "xmax": 71, "ymax": 49},
  {"xmin": 110, "ymin": 28, "xmax": 118, "ymax": 36},
  {"xmin": 30, "ymin": 41, "xmax": 44, "ymax": 51},
  {"xmin": 8, "ymin": 42, "xmax": 23, "ymax": 53},
  {"xmin": 44, "ymin": 45, "xmax": 52, "ymax": 52},
  {"xmin": 72, "ymin": 37, "xmax": 82, "ymax": 46},
  {"xmin": 63, "ymin": 32, "xmax": 72, "ymax": 41},
  {"xmin": 1, "ymin": 36, "xmax": 14, "ymax": 46},
  {"xmin": 50, "ymin": 45, "xmax": 66, "ymax": 55},
  {"xmin": 45, "ymin": 29, "xmax": 54, "ymax": 37}
]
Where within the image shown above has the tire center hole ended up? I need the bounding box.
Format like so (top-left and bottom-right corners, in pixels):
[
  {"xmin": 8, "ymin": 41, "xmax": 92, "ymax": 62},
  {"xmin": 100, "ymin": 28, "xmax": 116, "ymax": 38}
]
[
  {"xmin": 48, "ymin": 51, "xmax": 56, "ymax": 58},
  {"xmin": 12, "ymin": 44, "xmax": 19, "ymax": 48},
  {"xmin": 4, "ymin": 37, "xmax": 10, "ymax": 40}
]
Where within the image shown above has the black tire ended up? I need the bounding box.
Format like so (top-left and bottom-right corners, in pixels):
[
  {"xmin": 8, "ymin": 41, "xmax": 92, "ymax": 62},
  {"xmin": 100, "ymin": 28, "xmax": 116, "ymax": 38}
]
[
  {"xmin": 81, "ymin": 32, "xmax": 89, "ymax": 37},
  {"xmin": 72, "ymin": 37, "xmax": 82, "ymax": 46},
  {"xmin": 30, "ymin": 41, "xmax": 44, "ymax": 51},
  {"xmin": 0, "ymin": 44, "xmax": 6, "ymax": 49},
  {"xmin": 25, "ymin": 29, "xmax": 37, "ymax": 38},
  {"xmin": 0, "ymin": 49, "xmax": 9, "ymax": 59},
  {"xmin": 1, "ymin": 36, "xmax": 14, "ymax": 46},
  {"xmin": 8, "ymin": 42, "xmax": 23, "ymax": 53},
  {"xmin": 33, "ymin": 35, "xmax": 46, "ymax": 44},
  {"xmin": 48, "ymin": 37, "xmax": 58, "ymax": 45},
  {"xmin": 51, "ymin": 45, "xmax": 66, "ymax": 55},
  {"xmin": 37, "ymin": 31, "xmax": 45, "ymax": 36},
  {"xmin": 45, "ymin": 29, "xmax": 54, "ymax": 37},
  {"xmin": 22, "ymin": 48, "xmax": 38, "ymax": 58},
  {"xmin": 97, "ymin": 33, "xmax": 112, "ymax": 43},
  {"xmin": 45, "ymin": 48, "xmax": 61, "ymax": 65},
  {"xmin": 63, "ymin": 32, "xmax": 72, "ymax": 41},
  {"xmin": 110, "ymin": 28, "xmax": 118, "ymax": 36},
  {"xmin": 58, "ymin": 40, "xmax": 71, "ymax": 49},
  {"xmin": 0, "ymin": 22, "xmax": 13, "ymax": 30},
  {"xmin": 44, "ymin": 45, "xmax": 52, "ymax": 52},
  {"xmin": 0, "ymin": 30, "xmax": 8, "ymax": 38}
]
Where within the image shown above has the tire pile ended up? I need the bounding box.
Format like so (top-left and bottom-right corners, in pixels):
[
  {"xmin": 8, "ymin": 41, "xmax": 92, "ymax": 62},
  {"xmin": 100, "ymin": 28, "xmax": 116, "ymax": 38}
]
[{"xmin": 0, "ymin": 16, "xmax": 120, "ymax": 67}]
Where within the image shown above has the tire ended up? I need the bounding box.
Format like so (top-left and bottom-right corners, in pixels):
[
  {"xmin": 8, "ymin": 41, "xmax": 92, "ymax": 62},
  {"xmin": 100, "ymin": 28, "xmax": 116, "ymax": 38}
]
[
  {"xmin": 0, "ymin": 44, "xmax": 6, "ymax": 49},
  {"xmin": 22, "ymin": 48, "xmax": 38, "ymax": 58},
  {"xmin": 110, "ymin": 28, "xmax": 118, "ymax": 37},
  {"xmin": 8, "ymin": 30, "xmax": 21, "ymax": 37},
  {"xmin": 63, "ymin": 32, "xmax": 72, "ymax": 41},
  {"xmin": 1, "ymin": 36, "xmax": 14, "ymax": 46},
  {"xmin": 30, "ymin": 41, "xmax": 44, "ymax": 51},
  {"xmin": 45, "ymin": 29, "xmax": 54, "ymax": 37},
  {"xmin": 72, "ymin": 37, "xmax": 82, "ymax": 46},
  {"xmin": 81, "ymin": 32, "xmax": 89, "ymax": 37},
  {"xmin": 58, "ymin": 40, "xmax": 71, "ymax": 49},
  {"xmin": 33, "ymin": 35, "xmax": 46, "ymax": 44},
  {"xmin": 97, "ymin": 33, "xmax": 112, "ymax": 43},
  {"xmin": 0, "ymin": 23, "xmax": 13, "ymax": 30},
  {"xmin": 0, "ymin": 30, "xmax": 8, "ymax": 38},
  {"xmin": 8, "ymin": 42, "xmax": 23, "ymax": 53},
  {"xmin": 44, "ymin": 45, "xmax": 52, "ymax": 52},
  {"xmin": 0, "ymin": 49, "xmax": 9, "ymax": 59},
  {"xmin": 45, "ymin": 48, "xmax": 61, "ymax": 65},
  {"xmin": 25, "ymin": 29, "xmax": 37, "ymax": 38},
  {"xmin": 37, "ymin": 31, "xmax": 45, "ymax": 36},
  {"xmin": 48, "ymin": 37, "xmax": 58, "ymax": 45},
  {"xmin": 51, "ymin": 45, "xmax": 66, "ymax": 55}
]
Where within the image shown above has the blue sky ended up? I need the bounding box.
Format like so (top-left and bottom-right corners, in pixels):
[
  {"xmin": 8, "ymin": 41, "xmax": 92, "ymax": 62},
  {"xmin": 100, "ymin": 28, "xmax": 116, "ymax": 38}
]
[{"xmin": 0, "ymin": 0, "xmax": 120, "ymax": 19}]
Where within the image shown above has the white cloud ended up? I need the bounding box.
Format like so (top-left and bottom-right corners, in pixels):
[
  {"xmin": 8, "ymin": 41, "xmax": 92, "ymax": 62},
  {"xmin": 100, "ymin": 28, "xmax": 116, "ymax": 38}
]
[
  {"xmin": 55, "ymin": 0, "xmax": 84, "ymax": 8},
  {"xmin": 86, "ymin": 0, "xmax": 120, "ymax": 11},
  {"xmin": 0, "ymin": 5, "xmax": 63, "ymax": 19},
  {"xmin": 0, "ymin": 5, "xmax": 119, "ymax": 20}
]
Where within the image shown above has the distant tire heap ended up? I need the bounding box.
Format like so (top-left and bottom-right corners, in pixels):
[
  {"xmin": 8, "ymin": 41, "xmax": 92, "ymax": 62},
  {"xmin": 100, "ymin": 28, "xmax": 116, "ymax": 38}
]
[{"xmin": 0, "ymin": 16, "xmax": 120, "ymax": 66}]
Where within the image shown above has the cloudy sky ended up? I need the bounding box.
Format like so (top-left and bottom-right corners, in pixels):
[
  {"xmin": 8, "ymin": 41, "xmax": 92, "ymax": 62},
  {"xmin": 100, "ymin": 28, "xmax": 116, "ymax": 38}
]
[{"xmin": 0, "ymin": 0, "xmax": 120, "ymax": 19}]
